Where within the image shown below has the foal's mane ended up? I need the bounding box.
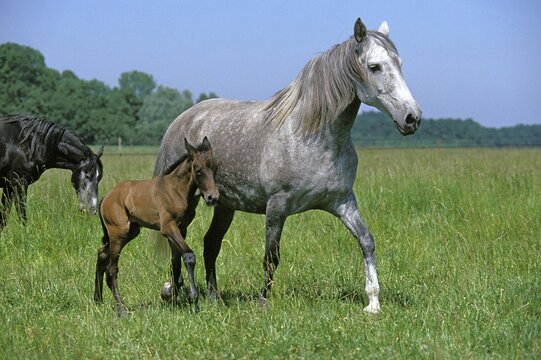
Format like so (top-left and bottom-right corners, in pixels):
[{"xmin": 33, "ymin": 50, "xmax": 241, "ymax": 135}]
[
  {"xmin": 161, "ymin": 153, "xmax": 190, "ymax": 176},
  {"xmin": 264, "ymin": 31, "xmax": 397, "ymax": 137},
  {"xmin": 161, "ymin": 141, "xmax": 213, "ymax": 176}
]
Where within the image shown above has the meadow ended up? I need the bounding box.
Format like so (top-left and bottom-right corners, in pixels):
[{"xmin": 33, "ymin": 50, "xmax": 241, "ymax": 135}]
[{"xmin": 0, "ymin": 147, "xmax": 539, "ymax": 359}]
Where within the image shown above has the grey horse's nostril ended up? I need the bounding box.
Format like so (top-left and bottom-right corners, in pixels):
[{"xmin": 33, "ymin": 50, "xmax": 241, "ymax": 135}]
[{"xmin": 405, "ymin": 114, "xmax": 417, "ymax": 126}]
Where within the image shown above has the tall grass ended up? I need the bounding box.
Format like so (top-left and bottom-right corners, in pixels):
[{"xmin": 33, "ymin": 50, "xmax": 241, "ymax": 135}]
[{"xmin": 0, "ymin": 148, "xmax": 539, "ymax": 359}]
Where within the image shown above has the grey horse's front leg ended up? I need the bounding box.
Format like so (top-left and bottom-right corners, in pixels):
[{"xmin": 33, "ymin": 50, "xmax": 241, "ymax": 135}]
[
  {"xmin": 333, "ymin": 193, "xmax": 380, "ymax": 313},
  {"xmin": 261, "ymin": 194, "xmax": 287, "ymax": 300}
]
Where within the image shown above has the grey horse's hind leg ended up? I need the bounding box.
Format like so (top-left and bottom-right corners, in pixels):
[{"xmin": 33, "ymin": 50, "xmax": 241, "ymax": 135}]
[
  {"xmin": 203, "ymin": 203, "xmax": 235, "ymax": 301},
  {"xmin": 261, "ymin": 194, "xmax": 287, "ymax": 301},
  {"xmin": 333, "ymin": 193, "xmax": 380, "ymax": 313}
]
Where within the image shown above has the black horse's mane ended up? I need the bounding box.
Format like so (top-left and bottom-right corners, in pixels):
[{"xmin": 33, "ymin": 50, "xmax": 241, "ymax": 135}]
[
  {"xmin": 1, "ymin": 115, "xmax": 69, "ymax": 160},
  {"xmin": 1, "ymin": 114, "xmax": 96, "ymax": 166}
]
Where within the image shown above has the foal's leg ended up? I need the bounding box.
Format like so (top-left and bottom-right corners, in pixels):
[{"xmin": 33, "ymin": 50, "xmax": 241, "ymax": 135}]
[
  {"xmin": 107, "ymin": 223, "xmax": 140, "ymax": 316},
  {"xmin": 332, "ymin": 193, "xmax": 380, "ymax": 314},
  {"xmin": 162, "ymin": 221, "xmax": 198, "ymax": 311},
  {"xmin": 94, "ymin": 223, "xmax": 111, "ymax": 303},
  {"xmin": 203, "ymin": 203, "xmax": 235, "ymax": 301},
  {"xmin": 261, "ymin": 195, "xmax": 287, "ymax": 301},
  {"xmin": 167, "ymin": 201, "xmax": 198, "ymax": 302},
  {"xmin": 94, "ymin": 211, "xmax": 113, "ymax": 303},
  {"xmin": 94, "ymin": 242, "xmax": 109, "ymax": 303}
]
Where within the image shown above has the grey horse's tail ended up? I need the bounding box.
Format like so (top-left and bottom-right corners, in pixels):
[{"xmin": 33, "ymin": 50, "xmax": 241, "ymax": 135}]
[{"xmin": 153, "ymin": 141, "xmax": 169, "ymax": 176}]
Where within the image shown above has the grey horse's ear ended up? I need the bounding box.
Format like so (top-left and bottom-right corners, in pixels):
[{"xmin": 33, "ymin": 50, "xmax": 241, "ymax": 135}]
[
  {"xmin": 354, "ymin": 18, "xmax": 367, "ymax": 43},
  {"xmin": 200, "ymin": 136, "xmax": 212, "ymax": 152},
  {"xmin": 378, "ymin": 20, "xmax": 389, "ymax": 36},
  {"xmin": 185, "ymin": 138, "xmax": 196, "ymax": 158}
]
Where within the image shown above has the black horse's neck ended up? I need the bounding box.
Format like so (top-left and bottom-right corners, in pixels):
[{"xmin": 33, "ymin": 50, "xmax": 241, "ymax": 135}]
[{"xmin": 47, "ymin": 131, "xmax": 90, "ymax": 171}]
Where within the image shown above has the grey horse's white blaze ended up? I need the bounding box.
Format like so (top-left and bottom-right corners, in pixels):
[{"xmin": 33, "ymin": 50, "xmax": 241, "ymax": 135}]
[
  {"xmin": 155, "ymin": 18, "xmax": 422, "ymax": 314},
  {"xmin": 354, "ymin": 20, "xmax": 422, "ymax": 135}
]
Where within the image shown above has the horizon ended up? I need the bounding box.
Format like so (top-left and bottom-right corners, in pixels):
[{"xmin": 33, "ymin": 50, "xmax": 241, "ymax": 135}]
[{"xmin": 1, "ymin": 0, "xmax": 540, "ymax": 128}]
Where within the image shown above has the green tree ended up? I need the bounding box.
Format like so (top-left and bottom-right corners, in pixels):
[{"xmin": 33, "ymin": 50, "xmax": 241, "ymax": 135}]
[
  {"xmin": 0, "ymin": 43, "xmax": 51, "ymax": 114},
  {"xmin": 135, "ymin": 86, "xmax": 186, "ymax": 144},
  {"xmin": 196, "ymin": 91, "xmax": 218, "ymax": 103},
  {"xmin": 118, "ymin": 70, "xmax": 156, "ymax": 99}
]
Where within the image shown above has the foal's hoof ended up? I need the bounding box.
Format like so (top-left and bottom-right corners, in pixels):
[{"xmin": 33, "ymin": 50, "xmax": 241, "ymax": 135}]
[{"xmin": 160, "ymin": 282, "xmax": 173, "ymax": 302}]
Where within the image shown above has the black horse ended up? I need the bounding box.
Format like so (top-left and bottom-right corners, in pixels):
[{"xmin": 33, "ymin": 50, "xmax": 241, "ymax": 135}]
[{"xmin": 0, "ymin": 115, "xmax": 104, "ymax": 229}]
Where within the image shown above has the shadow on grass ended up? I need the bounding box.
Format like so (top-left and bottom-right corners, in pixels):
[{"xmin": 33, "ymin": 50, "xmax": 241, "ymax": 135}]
[{"xmin": 143, "ymin": 284, "xmax": 415, "ymax": 312}]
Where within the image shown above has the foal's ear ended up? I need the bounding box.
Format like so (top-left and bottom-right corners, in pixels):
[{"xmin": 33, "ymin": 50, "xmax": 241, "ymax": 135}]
[
  {"xmin": 185, "ymin": 138, "xmax": 197, "ymax": 158},
  {"xmin": 200, "ymin": 136, "xmax": 212, "ymax": 152},
  {"xmin": 354, "ymin": 18, "xmax": 367, "ymax": 43}
]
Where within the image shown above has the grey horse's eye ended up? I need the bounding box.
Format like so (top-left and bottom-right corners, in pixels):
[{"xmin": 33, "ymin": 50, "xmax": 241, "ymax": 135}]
[{"xmin": 369, "ymin": 64, "xmax": 381, "ymax": 72}]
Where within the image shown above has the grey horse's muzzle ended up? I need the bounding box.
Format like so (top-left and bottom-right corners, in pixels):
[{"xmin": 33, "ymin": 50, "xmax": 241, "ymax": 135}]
[{"xmin": 401, "ymin": 113, "xmax": 422, "ymax": 135}]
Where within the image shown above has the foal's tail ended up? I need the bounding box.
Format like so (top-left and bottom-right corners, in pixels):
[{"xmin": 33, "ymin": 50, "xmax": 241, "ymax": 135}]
[{"xmin": 98, "ymin": 199, "xmax": 109, "ymax": 245}]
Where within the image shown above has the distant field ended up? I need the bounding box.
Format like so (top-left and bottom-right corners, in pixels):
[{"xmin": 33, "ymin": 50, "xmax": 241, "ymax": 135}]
[{"xmin": 1, "ymin": 148, "xmax": 539, "ymax": 359}]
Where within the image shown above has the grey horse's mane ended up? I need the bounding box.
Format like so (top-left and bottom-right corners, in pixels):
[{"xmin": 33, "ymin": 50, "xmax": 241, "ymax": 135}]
[{"xmin": 264, "ymin": 31, "xmax": 397, "ymax": 137}]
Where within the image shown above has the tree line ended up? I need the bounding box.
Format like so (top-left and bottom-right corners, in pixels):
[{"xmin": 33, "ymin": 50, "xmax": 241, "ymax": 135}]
[
  {"xmin": 352, "ymin": 111, "xmax": 541, "ymax": 148},
  {"xmin": 1, "ymin": 42, "xmax": 539, "ymax": 147},
  {"xmin": 0, "ymin": 42, "xmax": 216, "ymax": 145}
]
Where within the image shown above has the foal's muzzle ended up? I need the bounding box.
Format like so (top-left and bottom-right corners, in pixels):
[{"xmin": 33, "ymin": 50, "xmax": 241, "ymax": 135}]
[{"xmin": 204, "ymin": 192, "xmax": 219, "ymax": 206}]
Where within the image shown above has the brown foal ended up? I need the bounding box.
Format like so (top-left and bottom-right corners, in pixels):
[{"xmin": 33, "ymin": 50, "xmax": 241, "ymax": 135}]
[{"xmin": 93, "ymin": 137, "xmax": 218, "ymax": 316}]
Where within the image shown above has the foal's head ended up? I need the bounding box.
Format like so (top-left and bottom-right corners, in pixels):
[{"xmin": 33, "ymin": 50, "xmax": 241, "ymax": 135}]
[{"xmin": 185, "ymin": 137, "xmax": 219, "ymax": 206}]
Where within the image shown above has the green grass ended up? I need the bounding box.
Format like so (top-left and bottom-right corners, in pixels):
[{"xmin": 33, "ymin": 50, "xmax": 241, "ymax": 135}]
[{"xmin": 1, "ymin": 148, "xmax": 539, "ymax": 359}]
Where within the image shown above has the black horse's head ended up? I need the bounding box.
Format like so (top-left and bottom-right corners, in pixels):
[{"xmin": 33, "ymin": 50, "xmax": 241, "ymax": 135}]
[{"xmin": 70, "ymin": 146, "xmax": 103, "ymax": 214}]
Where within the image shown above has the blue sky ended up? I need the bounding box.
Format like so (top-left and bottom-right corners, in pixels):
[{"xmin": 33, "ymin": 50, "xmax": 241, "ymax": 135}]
[{"xmin": 1, "ymin": 0, "xmax": 540, "ymax": 127}]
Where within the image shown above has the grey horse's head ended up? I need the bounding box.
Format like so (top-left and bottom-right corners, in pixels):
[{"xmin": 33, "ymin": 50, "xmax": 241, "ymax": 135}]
[{"xmin": 353, "ymin": 18, "xmax": 422, "ymax": 135}]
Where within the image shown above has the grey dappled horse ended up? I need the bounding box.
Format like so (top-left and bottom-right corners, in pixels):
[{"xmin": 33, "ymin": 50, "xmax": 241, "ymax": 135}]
[{"xmin": 155, "ymin": 18, "xmax": 421, "ymax": 313}]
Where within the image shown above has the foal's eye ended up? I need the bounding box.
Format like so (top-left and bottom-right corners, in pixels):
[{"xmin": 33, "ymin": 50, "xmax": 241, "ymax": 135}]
[
  {"xmin": 195, "ymin": 169, "xmax": 202, "ymax": 177},
  {"xmin": 369, "ymin": 64, "xmax": 381, "ymax": 72}
]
